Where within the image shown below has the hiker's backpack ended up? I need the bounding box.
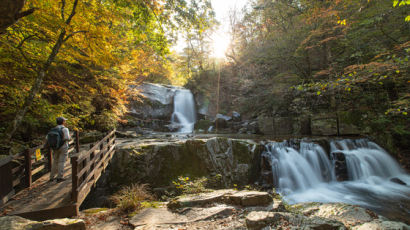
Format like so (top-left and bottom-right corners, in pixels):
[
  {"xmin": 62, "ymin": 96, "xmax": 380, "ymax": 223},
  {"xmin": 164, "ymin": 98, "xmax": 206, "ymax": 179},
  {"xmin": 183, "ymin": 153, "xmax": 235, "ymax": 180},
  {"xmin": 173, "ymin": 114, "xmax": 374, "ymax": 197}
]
[{"xmin": 47, "ymin": 127, "xmax": 64, "ymax": 150}]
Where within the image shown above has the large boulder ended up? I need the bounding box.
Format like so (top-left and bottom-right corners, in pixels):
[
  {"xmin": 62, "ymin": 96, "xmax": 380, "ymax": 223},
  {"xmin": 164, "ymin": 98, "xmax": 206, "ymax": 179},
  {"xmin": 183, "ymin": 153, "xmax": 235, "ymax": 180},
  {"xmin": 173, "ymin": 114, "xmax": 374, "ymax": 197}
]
[
  {"xmin": 128, "ymin": 83, "xmax": 180, "ymax": 120},
  {"xmin": 213, "ymin": 114, "xmax": 232, "ymax": 129},
  {"xmin": 109, "ymin": 138, "xmax": 264, "ymax": 188}
]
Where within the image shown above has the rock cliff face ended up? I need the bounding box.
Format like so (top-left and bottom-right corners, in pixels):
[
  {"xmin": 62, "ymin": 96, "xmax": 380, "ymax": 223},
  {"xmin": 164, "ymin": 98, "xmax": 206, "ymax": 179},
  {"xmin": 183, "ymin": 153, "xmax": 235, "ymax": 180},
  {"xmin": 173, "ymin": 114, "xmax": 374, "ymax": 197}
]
[
  {"xmin": 129, "ymin": 83, "xmax": 181, "ymax": 120},
  {"xmin": 107, "ymin": 137, "xmax": 263, "ymax": 189}
]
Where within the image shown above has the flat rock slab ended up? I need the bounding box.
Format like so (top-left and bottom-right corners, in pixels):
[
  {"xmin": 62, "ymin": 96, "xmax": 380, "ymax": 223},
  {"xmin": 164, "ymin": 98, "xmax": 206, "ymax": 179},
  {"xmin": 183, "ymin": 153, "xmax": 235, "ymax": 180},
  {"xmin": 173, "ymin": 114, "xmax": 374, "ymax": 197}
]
[
  {"xmin": 130, "ymin": 205, "xmax": 236, "ymax": 228},
  {"xmin": 246, "ymin": 211, "xmax": 346, "ymax": 230},
  {"xmin": 297, "ymin": 203, "xmax": 377, "ymax": 227},
  {"xmin": 352, "ymin": 220, "xmax": 410, "ymax": 230},
  {"xmin": 168, "ymin": 189, "xmax": 272, "ymax": 209},
  {"xmin": 0, "ymin": 216, "xmax": 85, "ymax": 230},
  {"xmin": 225, "ymin": 191, "xmax": 272, "ymax": 206}
]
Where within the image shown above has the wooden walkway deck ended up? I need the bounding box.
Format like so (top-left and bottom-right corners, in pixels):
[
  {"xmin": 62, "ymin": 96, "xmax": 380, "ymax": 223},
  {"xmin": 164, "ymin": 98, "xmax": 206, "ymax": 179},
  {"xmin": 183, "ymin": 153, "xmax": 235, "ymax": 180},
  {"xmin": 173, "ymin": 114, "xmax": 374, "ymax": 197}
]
[
  {"xmin": 2, "ymin": 163, "xmax": 76, "ymax": 220},
  {"xmin": 0, "ymin": 130, "xmax": 116, "ymax": 221}
]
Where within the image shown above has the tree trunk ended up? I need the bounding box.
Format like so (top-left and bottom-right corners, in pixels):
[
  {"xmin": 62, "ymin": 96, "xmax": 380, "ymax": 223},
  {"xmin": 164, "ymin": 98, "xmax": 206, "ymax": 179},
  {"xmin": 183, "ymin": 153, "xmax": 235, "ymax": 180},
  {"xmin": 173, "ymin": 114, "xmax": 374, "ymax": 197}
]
[
  {"xmin": 0, "ymin": 0, "xmax": 35, "ymax": 34},
  {"xmin": 5, "ymin": 0, "xmax": 79, "ymax": 150}
]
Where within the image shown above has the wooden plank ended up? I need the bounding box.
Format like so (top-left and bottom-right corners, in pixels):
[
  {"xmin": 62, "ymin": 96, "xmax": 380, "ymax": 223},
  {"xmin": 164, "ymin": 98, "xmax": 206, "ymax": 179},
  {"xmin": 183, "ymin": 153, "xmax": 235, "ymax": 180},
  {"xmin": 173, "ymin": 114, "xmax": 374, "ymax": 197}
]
[
  {"xmin": 32, "ymin": 165, "xmax": 45, "ymax": 176},
  {"xmin": 12, "ymin": 177, "xmax": 21, "ymax": 187},
  {"xmin": 0, "ymin": 189, "xmax": 15, "ymax": 206},
  {"xmin": 75, "ymin": 138, "xmax": 114, "ymax": 179},
  {"xmin": 14, "ymin": 204, "xmax": 78, "ymax": 221},
  {"xmin": 76, "ymin": 150, "xmax": 102, "ymax": 180},
  {"xmin": 11, "ymin": 165, "xmax": 23, "ymax": 175},
  {"xmin": 76, "ymin": 145, "xmax": 115, "ymax": 193},
  {"xmin": 77, "ymin": 179, "xmax": 95, "ymax": 206}
]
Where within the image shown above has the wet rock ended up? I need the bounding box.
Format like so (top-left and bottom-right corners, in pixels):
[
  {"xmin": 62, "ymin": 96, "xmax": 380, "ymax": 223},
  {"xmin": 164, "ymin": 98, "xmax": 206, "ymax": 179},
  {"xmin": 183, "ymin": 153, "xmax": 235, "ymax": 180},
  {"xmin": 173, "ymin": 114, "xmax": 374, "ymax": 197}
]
[
  {"xmin": 0, "ymin": 216, "xmax": 86, "ymax": 230},
  {"xmin": 232, "ymin": 111, "xmax": 241, "ymax": 122},
  {"xmin": 332, "ymin": 152, "xmax": 348, "ymax": 181},
  {"xmin": 164, "ymin": 123, "xmax": 182, "ymax": 132},
  {"xmin": 390, "ymin": 177, "xmax": 407, "ymax": 186},
  {"xmin": 245, "ymin": 211, "xmax": 346, "ymax": 230}
]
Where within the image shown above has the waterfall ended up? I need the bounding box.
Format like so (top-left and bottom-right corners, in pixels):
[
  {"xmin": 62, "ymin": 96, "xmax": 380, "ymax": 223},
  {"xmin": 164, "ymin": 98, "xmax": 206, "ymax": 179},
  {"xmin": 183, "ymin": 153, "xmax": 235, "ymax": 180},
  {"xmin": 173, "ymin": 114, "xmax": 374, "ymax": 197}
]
[
  {"xmin": 264, "ymin": 141, "xmax": 335, "ymax": 194},
  {"xmin": 171, "ymin": 89, "xmax": 196, "ymax": 133},
  {"xmin": 263, "ymin": 139, "xmax": 410, "ymax": 217}
]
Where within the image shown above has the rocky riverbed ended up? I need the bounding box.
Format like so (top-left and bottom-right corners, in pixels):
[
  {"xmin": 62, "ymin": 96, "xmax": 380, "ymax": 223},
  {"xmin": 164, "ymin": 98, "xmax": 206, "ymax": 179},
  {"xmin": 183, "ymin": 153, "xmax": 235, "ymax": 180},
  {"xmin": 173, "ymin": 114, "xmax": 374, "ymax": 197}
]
[{"xmin": 2, "ymin": 189, "xmax": 409, "ymax": 230}]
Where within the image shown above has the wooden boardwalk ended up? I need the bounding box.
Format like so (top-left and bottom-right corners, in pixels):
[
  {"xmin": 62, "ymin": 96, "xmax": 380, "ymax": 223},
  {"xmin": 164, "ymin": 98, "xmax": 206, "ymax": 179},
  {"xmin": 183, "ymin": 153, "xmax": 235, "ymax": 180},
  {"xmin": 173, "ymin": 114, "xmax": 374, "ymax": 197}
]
[{"xmin": 0, "ymin": 130, "xmax": 116, "ymax": 221}]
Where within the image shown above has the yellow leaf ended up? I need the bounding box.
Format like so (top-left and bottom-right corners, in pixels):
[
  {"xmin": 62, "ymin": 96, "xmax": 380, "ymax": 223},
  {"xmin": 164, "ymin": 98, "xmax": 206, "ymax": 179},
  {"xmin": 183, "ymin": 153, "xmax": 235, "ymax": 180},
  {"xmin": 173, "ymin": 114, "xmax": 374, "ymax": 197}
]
[
  {"xmin": 317, "ymin": 91, "xmax": 321, "ymax": 95},
  {"xmin": 403, "ymin": 112, "xmax": 408, "ymax": 115},
  {"xmin": 396, "ymin": 70, "xmax": 400, "ymax": 74}
]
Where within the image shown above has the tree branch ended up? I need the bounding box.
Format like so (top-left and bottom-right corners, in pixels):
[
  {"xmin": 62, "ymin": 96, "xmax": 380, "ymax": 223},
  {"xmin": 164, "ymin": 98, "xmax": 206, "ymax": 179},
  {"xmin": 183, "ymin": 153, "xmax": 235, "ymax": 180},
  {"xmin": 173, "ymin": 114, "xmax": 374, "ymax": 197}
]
[
  {"xmin": 65, "ymin": 0, "xmax": 78, "ymax": 25},
  {"xmin": 15, "ymin": 8, "xmax": 36, "ymax": 20},
  {"xmin": 63, "ymin": 30, "xmax": 88, "ymax": 42},
  {"xmin": 16, "ymin": 35, "xmax": 35, "ymax": 49},
  {"xmin": 61, "ymin": 0, "xmax": 66, "ymax": 21}
]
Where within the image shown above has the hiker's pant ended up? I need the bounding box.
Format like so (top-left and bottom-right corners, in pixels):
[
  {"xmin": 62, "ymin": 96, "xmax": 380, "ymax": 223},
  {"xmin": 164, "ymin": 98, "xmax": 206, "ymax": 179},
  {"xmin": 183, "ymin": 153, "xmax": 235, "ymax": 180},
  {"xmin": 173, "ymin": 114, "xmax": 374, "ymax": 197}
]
[{"xmin": 50, "ymin": 144, "xmax": 68, "ymax": 180}]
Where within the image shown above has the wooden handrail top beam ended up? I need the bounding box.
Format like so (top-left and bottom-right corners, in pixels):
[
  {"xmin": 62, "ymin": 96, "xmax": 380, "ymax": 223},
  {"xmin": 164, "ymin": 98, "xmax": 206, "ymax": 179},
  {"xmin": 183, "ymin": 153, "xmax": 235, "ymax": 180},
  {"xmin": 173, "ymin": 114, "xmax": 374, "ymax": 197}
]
[{"xmin": 71, "ymin": 130, "xmax": 115, "ymax": 162}]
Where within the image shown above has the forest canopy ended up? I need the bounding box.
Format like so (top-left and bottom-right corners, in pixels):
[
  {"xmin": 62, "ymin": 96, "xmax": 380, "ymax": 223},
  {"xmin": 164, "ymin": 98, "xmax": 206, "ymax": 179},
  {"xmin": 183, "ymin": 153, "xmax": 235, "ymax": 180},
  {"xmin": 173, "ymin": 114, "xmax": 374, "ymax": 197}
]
[{"xmin": 0, "ymin": 0, "xmax": 214, "ymax": 149}]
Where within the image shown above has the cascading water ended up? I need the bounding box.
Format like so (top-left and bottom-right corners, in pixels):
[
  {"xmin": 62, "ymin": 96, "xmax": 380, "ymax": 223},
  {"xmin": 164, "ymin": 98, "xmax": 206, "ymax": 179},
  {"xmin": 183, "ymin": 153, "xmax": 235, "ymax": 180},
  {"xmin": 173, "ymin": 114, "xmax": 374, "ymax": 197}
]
[
  {"xmin": 171, "ymin": 89, "xmax": 196, "ymax": 133},
  {"xmin": 263, "ymin": 139, "xmax": 410, "ymax": 221}
]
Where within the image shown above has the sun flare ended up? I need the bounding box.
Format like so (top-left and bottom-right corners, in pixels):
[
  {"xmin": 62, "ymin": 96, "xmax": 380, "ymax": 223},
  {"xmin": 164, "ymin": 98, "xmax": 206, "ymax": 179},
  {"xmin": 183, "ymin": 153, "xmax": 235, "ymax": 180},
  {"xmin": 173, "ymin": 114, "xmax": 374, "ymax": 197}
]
[{"xmin": 211, "ymin": 32, "xmax": 231, "ymax": 58}]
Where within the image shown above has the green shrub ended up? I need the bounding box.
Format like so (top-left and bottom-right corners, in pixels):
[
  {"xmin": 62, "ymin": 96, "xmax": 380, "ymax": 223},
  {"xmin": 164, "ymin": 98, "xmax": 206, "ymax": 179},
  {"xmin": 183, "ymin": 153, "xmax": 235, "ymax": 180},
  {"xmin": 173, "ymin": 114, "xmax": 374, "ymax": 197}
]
[
  {"xmin": 110, "ymin": 184, "xmax": 153, "ymax": 214},
  {"xmin": 172, "ymin": 176, "xmax": 210, "ymax": 195}
]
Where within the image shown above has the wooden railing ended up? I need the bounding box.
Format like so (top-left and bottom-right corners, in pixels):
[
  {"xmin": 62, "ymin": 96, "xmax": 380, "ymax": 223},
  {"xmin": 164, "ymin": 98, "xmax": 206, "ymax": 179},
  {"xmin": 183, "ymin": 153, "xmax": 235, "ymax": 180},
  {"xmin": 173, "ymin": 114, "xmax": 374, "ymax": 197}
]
[
  {"xmin": 0, "ymin": 131, "xmax": 80, "ymax": 206},
  {"xmin": 70, "ymin": 130, "xmax": 116, "ymax": 205}
]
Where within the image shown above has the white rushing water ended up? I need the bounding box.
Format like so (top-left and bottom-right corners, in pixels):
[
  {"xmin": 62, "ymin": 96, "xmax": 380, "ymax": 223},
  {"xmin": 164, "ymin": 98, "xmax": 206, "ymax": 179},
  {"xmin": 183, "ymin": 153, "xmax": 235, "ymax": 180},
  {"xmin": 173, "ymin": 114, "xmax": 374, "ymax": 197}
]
[
  {"xmin": 263, "ymin": 139, "xmax": 410, "ymax": 216},
  {"xmin": 171, "ymin": 89, "xmax": 196, "ymax": 133}
]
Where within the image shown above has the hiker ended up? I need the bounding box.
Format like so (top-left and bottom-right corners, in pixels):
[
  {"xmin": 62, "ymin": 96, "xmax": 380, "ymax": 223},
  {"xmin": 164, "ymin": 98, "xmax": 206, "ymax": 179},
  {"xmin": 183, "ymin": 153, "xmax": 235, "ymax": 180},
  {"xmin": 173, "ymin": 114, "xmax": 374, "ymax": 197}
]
[{"xmin": 47, "ymin": 117, "xmax": 70, "ymax": 182}]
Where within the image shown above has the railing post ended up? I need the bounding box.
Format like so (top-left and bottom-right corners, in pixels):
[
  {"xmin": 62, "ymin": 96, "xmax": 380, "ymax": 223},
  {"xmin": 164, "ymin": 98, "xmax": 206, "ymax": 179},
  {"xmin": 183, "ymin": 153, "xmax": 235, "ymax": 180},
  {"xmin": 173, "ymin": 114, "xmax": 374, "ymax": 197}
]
[
  {"xmin": 71, "ymin": 156, "xmax": 79, "ymax": 203},
  {"xmin": 24, "ymin": 149, "xmax": 32, "ymax": 188},
  {"xmin": 47, "ymin": 147, "xmax": 52, "ymax": 172},
  {"xmin": 75, "ymin": 131, "xmax": 80, "ymax": 153}
]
